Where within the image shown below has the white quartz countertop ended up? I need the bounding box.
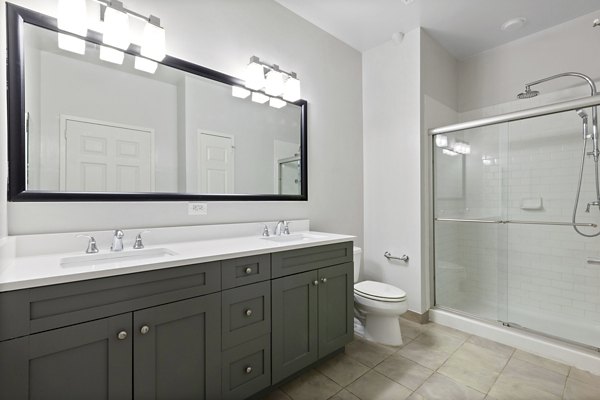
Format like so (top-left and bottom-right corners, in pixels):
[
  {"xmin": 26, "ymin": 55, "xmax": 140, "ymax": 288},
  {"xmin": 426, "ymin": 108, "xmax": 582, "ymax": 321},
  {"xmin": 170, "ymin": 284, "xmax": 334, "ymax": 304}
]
[{"xmin": 0, "ymin": 228, "xmax": 354, "ymax": 292}]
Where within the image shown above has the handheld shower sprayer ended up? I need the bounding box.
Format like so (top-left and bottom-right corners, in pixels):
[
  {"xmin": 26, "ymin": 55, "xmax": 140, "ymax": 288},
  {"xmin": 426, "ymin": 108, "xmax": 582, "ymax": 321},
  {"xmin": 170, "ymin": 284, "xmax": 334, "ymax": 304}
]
[{"xmin": 577, "ymin": 109, "xmax": 589, "ymax": 139}]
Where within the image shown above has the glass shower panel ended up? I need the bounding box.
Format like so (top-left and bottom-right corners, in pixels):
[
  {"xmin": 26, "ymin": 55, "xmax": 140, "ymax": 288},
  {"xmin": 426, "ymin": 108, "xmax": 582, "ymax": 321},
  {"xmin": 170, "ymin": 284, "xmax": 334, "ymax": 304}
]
[
  {"xmin": 434, "ymin": 124, "xmax": 508, "ymax": 322},
  {"xmin": 506, "ymin": 108, "xmax": 600, "ymax": 348}
]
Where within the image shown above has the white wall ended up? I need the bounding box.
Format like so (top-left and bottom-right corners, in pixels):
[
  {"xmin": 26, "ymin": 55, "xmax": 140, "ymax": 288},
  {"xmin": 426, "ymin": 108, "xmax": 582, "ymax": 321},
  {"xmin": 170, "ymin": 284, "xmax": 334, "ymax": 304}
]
[{"xmin": 1, "ymin": 0, "xmax": 363, "ymax": 244}]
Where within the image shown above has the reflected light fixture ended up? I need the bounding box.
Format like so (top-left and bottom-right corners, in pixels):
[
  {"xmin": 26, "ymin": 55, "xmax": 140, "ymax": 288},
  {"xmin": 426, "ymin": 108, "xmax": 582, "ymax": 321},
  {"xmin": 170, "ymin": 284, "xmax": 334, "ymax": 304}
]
[
  {"xmin": 442, "ymin": 149, "xmax": 458, "ymax": 156},
  {"xmin": 99, "ymin": 45, "xmax": 125, "ymax": 64},
  {"xmin": 57, "ymin": 0, "xmax": 87, "ymax": 54},
  {"xmin": 102, "ymin": 0, "xmax": 130, "ymax": 50},
  {"xmin": 232, "ymin": 86, "xmax": 251, "ymax": 99},
  {"xmin": 134, "ymin": 56, "xmax": 158, "ymax": 73},
  {"xmin": 251, "ymin": 92, "xmax": 269, "ymax": 104},
  {"xmin": 269, "ymin": 97, "xmax": 286, "ymax": 109},
  {"xmin": 141, "ymin": 15, "xmax": 166, "ymax": 61},
  {"xmin": 435, "ymin": 134, "xmax": 448, "ymax": 148}
]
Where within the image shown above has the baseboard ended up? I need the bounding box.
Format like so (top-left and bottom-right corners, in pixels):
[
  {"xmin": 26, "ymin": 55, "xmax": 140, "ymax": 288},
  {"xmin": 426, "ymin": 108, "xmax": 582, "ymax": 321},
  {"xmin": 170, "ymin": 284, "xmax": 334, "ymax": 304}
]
[{"xmin": 402, "ymin": 309, "xmax": 429, "ymax": 324}]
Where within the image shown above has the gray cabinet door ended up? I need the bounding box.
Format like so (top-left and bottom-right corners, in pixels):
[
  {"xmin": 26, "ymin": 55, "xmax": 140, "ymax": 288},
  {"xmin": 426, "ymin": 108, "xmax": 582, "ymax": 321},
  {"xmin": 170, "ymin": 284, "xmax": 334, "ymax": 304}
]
[
  {"xmin": 133, "ymin": 293, "xmax": 221, "ymax": 400},
  {"xmin": 271, "ymin": 270, "xmax": 319, "ymax": 384},
  {"xmin": 0, "ymin": 313, "xmax": 132, "ymax": 400},
  {"xmin": 318, "ymin": 262, "xmax": 354, "ymax": 357}
]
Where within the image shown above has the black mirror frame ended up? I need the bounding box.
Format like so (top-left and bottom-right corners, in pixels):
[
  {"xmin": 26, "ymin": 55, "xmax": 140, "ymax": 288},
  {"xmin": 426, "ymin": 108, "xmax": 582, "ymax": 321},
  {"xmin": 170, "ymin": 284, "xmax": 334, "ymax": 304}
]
[{"xmin": 6, "ymin": 3, "xmax": 308, "ymax": 202}]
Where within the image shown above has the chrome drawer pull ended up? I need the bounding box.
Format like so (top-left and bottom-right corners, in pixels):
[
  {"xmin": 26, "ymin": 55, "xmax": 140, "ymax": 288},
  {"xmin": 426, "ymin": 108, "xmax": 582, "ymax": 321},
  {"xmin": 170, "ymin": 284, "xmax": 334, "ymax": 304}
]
[
  {"xmin": 245, "ymin": 309, "xmax": 253, "ymax": 317},
  {"xmin": 117, "ymin": 331, "xmax": 128, "ymax": 340},
  {"xmin": 245, "ymin": 366, "xmax": 253, "ymax": 374},
  {"xmin": 321, "ymin": 278, "xmax": 327, "ymax": 283},
  {"xmin": 313, "ymin": 280, "xmax": 319, "ymax": 286},
  {"xmin": 140, "ymin": 325, "xmax": 150, "ymax": 335},
  {"xmin": 245, "ymin": 267, "xmax": 253, "ymax": 274}
]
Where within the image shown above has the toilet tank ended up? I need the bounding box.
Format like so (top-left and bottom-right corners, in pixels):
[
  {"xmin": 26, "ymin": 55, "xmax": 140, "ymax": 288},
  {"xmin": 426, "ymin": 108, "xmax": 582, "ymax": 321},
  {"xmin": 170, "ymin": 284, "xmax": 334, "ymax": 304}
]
[{"xmin": 353, "ymin": 246, "xmax": 362, "ymax": 283}]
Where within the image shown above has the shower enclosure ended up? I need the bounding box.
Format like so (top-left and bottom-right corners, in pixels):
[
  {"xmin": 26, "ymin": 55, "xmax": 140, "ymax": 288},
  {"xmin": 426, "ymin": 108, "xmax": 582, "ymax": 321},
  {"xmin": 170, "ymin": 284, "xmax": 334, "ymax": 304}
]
[{"xmin": 432, "ymin": 93, "xmax": 600, "ymax": 350}]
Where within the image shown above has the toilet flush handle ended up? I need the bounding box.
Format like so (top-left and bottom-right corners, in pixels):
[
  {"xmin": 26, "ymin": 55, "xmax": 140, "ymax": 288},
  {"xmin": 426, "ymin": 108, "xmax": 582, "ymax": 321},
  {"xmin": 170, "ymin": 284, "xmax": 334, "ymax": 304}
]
[{"xmin": 384, "ymin": 251, "xmax": 409, "ymax": 262}]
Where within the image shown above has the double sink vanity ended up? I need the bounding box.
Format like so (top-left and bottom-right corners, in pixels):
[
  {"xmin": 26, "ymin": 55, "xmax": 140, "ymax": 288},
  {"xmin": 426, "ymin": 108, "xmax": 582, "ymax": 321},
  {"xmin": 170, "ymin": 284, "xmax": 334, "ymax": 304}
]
[{"xmin": 0, "ymin": 221, "xmax": 354, "ymax": 399}]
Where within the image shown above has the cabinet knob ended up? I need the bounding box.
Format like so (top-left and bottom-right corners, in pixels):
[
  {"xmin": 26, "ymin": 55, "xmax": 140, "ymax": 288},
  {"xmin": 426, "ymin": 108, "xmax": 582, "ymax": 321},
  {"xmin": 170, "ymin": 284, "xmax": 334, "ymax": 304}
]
[
  {"xmin": 321, "ymin": 278, "xmax": 327, "ymax": 284},
  {"xmin": 313, "ymin": 280, "xmax": 319, "ymax": 286},
  {"xmin": 140, "ymin": 325, "xmax": 150, "ymax": 335},
  {"xmin": 117, "ymin": 330, "xmax": 128, "ymax": 340},
  {"xmin": 245, "ymin": 309, "xmax": 253, "ymax": 317},
  {"xmin": 245, "ymin": 267, "xmax": 253, "ymax": 274},
  {"xmin": 245, "ymin": 366, "xmax": 253, "ymax": 374}
]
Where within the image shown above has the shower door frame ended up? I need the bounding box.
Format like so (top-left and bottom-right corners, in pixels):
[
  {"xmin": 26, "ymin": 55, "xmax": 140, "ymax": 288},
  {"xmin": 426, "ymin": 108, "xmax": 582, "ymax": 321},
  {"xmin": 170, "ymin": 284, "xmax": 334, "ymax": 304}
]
[{"xmin": 429, "ymin": 94, "xmax": 600, "ymax": 351}]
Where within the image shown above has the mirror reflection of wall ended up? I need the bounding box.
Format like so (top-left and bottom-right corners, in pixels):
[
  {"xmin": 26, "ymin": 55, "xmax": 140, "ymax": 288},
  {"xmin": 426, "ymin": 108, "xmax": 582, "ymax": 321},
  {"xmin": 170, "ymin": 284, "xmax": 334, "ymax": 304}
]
[{"xmin": 23, "ymin": 23, "xmax": 302, "ymax": 196}]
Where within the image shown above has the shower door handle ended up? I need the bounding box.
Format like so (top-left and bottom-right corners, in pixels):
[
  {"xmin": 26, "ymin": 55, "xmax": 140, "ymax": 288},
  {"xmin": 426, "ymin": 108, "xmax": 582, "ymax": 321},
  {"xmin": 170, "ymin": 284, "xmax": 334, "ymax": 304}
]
[{"xmin": 587, "ymin": 258, "xmax": 600, "ymax": 265}]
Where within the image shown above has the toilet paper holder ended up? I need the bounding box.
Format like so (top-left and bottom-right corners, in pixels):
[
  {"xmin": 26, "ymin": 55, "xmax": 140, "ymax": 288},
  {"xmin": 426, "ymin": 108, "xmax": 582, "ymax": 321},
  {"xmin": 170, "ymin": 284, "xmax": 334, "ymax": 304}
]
[{"xmin": 384, "ymin": 251, "xmax": 409, "ymax": 262}]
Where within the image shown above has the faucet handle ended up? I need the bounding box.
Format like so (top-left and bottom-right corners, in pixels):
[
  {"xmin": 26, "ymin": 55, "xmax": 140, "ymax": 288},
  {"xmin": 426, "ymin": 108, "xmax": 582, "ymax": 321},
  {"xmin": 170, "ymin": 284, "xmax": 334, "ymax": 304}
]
[
  {"xmin": 262, "ymin": 225, "xmax": 270, "ymax": 237},
  {"xmin": 283, "ymin": 221, "xmax": 291, "ymax": 235},
  {"xmin": 133, "ymin": 230, "xmax": 150, "ymax": 249},
  {"xmin": 77, "ymin": 235, "xmax": 99, "ymax": 254}
]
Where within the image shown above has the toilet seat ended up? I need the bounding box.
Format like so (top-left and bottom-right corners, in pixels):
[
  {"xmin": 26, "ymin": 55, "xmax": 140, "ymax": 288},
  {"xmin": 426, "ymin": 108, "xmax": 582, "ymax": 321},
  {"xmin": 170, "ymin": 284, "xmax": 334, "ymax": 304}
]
[{"xmin": 354, "ymin": 280, "xmax": 406, "ymax": 303}]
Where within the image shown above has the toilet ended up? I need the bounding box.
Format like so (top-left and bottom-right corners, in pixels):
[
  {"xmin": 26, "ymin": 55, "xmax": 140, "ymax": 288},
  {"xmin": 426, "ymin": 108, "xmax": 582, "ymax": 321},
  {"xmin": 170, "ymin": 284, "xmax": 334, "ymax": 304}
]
[{"xmin": 353, "ymin": 247, "xmax": 408, "ymax": 346}]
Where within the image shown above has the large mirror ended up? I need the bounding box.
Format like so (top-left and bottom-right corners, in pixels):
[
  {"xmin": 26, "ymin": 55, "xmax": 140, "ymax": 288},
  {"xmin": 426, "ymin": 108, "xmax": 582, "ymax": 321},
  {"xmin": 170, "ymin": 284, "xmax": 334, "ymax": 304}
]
[{"xmin": 7, "ymin": 4, "xmax": 307, "ymax": 201}]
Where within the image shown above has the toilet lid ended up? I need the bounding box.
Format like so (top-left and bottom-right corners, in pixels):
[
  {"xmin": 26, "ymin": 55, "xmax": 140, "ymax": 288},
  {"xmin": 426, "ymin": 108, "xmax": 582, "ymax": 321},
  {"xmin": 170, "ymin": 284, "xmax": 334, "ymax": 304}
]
[{"xmin": 354, "ymin": 280, "xmax": 406, "ymax": 302}]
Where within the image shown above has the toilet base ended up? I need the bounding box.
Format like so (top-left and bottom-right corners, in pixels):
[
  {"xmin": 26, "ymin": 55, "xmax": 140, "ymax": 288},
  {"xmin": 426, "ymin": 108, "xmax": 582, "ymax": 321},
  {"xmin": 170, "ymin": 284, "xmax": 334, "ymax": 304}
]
[{"xmin": 363, "ymin": 314, "xmax": 403, "ymax": 346}]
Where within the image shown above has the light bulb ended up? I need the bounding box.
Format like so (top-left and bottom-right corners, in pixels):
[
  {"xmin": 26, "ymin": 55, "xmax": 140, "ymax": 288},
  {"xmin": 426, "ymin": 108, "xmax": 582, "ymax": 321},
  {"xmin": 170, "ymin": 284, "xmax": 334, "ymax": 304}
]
[
  {"xmin": 283, "ymin": 75, "xmax": 301, "ymax": 102},
  {"xmin": 245, "ymin": 61, "xmax": 265, "ymax": 90},
  {"xmin": 134, "ymin": 56, "xmax": 158, "ymax": 73},
  {"xmin": 58, "ymin": 33, "xmax": 86, "ymax": 54},
  {"xmin": 141, "ymin": 17, "xmax": 166, "ymax": 61},
  {"xmin": 99, "ymin": 45, "xmax": 124, "ymax": 64},
  {"xmin": 232, "ymin": 86, "xmax": 251, "ymax": 99},
  {"xmin": 269, "ymin": 97, "xmax": 286, "ymax": 109},
  {"xmin": 103, "ymin": 2, "xmax": 130, "ymax": 50},
  {"xmin": 251, "ymin": 92, "xmax": 269, "ymax": 104},
  {"xmin": 265, "ymin": 69, "xmax": 285, "ymax": 96}
]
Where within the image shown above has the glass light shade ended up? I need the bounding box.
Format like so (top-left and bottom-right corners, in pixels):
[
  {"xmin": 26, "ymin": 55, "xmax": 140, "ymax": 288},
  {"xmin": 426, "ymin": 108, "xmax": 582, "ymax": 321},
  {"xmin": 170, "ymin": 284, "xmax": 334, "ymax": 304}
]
[
  {"xmin": 141, "ymin": 22, "xmax": 166, "ymax": 61},
  {"xmin": 57, "ymin": 0, "xmax": 87, "ymax": 36},
  {"xmin": 232, "ymin": 86, "xmax": 251, "ymax": 99},
  {"xmin": 435, "ymin": 134, "xmax": 448, "ymax": 148},
  {"xmin": 244, "ymin": 62, "xmax": 265, "ymax": 90},
  {"xmin": 103, "ymin": 6, "xmax": 130, "ymax": 50},
  {"xmin": 283, "ymin": 75, "xmax": 301, "ymax": 102},
  {"xmin": 99, "ymin": 45, "xmax": 124, "ymax": 64},
  {"xmin": 269, "ymin": 97, "xmax": 286, "ymax": 109},
  {"xmin": 251, "ymin": 92, "xmax": 269, "ymax": 104},
  {"xmin": 58, "ymin": 33, "xmax": 86, "ymax": 54},
  {"xmin": 134, "ymin": 56, "xmax": 158, "ymax": 73},
  {"xmin": 265, "ymin": 69, "xmax": 285, "ymax": 96}
]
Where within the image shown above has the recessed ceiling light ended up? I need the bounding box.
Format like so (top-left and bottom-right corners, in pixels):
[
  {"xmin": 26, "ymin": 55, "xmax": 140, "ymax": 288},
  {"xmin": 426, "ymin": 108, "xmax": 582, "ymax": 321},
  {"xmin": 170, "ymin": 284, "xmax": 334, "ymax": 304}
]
[{"xmin": 501, "ymin": 17, "xmax": 527, "ymax": 32}]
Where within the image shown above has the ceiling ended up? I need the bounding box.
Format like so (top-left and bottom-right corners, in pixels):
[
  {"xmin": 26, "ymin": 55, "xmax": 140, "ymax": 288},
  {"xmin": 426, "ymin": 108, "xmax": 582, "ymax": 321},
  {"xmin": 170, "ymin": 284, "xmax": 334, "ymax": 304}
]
[{"xmin": 274, "ymin": 0, "xmax": 600, "ymax": 59}]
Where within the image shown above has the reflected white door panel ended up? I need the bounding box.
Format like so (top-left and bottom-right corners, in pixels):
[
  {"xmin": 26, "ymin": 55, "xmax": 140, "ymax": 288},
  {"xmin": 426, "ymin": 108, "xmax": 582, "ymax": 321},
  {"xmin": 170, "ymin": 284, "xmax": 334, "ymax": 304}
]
[
  {"xmin": 60, "ymin": 117, "xmax": 154, "ymax": 192},
  {"xmin": 198, "ymin": 132, "xmax": 234, "ymax": 194}
]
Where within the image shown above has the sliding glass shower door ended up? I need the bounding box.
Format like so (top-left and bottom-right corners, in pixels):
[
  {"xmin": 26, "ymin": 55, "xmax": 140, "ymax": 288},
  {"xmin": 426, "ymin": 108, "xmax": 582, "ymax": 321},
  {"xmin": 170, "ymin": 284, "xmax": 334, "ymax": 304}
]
[{"xmin": 433, "ymin": 106, "xmax": 600, "ymax": 349}]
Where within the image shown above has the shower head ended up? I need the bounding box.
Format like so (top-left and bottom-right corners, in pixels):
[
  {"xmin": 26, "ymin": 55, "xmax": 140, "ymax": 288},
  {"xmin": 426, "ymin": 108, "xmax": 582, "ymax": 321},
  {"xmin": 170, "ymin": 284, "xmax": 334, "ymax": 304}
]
[
  {"xmin": 576, "ymin": 109, "xmax": 588, "ymax": 120},
  {"xmin": 517, "ymin": 87, "xmax": 540, "ymax": 99}
]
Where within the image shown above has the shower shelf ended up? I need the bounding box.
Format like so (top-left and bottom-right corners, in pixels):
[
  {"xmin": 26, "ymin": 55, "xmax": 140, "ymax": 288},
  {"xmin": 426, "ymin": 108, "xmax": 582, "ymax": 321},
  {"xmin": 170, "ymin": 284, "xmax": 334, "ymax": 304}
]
[{"xmin": 435, "ymin": 218, "xmax": 597, "ymax": 228}]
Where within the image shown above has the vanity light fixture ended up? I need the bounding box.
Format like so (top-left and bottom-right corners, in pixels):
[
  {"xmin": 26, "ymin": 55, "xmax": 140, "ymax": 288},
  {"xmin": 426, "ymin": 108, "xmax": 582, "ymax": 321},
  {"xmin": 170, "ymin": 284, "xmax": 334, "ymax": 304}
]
[
  {"xmin": 283, "ymin": 73, "xmax": 301, "ymax": 102},
  {"xmin": 251, "ymin": 92, "xmax": 270, "ymax": 104},
  {"xmin": 436, "ymin": 136, "xmax": 471, "ymax": 155},
  {"xmin": 269, "ymin": 97, "xmax": 286, "ymax": 109},
  {"xmin": 102, "ymin": 0, "xmax": 130, "ymax": 50},
  {"xmin": 245, "ymin": 57, "xmax": 267, "ymax": 90},
  {"xmin": 57, "ymin": 0, "xmax": 87, "ymax": 54},
  {"xmin": 265, "ymin": 67, "xmax": 285, "ymax": 97},
  {"xmin": 140, "ymin": 15, "xmax": 166, "ymax": 61},
  {"xmin": 134, "ymin": 56, "xmax": 158, "ymax": 73},
  {"xmin": 244, "ymin": 56, "xmax": 301, "ymax": 102},
  {"xmin": 232, "ymin": 86, "xmax": 251, "ymax": 99}
]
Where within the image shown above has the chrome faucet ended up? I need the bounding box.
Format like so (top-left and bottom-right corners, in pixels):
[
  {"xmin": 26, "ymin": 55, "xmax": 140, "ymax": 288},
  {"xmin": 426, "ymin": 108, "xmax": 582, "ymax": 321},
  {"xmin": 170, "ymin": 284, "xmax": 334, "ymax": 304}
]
[
  {"xmin": 111, "ymin": 230, "xmax": 125, "ymax": 252},
  {"xmin": 133, "ymin": 230, "xmax": 150, "ymax": 249},
  {"xmin": 77, "ymin": 235, "xmax": 99, "ymax": 254},
  {"xmin": 274, "ymin": 220, "xmax": 290, "ymax": 236}
]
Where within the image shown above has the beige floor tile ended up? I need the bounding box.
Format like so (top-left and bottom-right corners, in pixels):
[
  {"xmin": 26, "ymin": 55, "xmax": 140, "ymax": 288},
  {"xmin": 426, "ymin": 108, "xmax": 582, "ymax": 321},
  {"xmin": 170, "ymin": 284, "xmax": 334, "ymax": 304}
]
[
  {"xmin": 569, "ymin": 367, "xmax": 600, "ymax": 388},
  {"xmin": 512, "ymin": 349, "xmax": 570, "ymax": 375},
  {"xmin": 406, "ymin": 392, "xmax": 425, "ymax": 400},
  {"xmin": 466, "ymin": 335, "xmax": 514, "ymax": 359},
  {"xmin": 426, "ymin": 323, "xmax": 470, "ymax": 340},
  {"xmin": 316, "ymin": 353, "xmax": 369, "ymax": 387},
  {"xmin": 374, "ymin": 354, "xmax": 434, "ymax": 390},
  {"xmin": 344, "ymin": 337, "xmax": 397, "ymax": 368},
  {"xmin": 438, "ymin": 342, "xmax": 510, "ymax": 393},
  {"xmin": 414, "ymin": 373, "xmax": 485, "ymax": 400},
  {"xmin": 261, "ymin": 388, "xmax": 293, "ymax": 400},
  {"xmin": 397, "ymin": 331, "xmax": 464, "ymax": 370},
  {"xmin": 564, "ymin": 377, "xmax": 600, "ymax": 400},
  {"xmin": 400, "ymin": 319, "xmax": 428, "ymax": 340},
  {"xmin": 328, "ymin": 389, "xmax": 360, "ymax": 400},
  {"xmin": 346, "ymin": 370, "xmax": 412, "ymax": 400},
  {"xmin": 487, "ymin": 358, "xmax": 566, "ymax": 400},
  {"xmin": 281, "ymin": 369, "xmax": 342, "ymax": 400}
]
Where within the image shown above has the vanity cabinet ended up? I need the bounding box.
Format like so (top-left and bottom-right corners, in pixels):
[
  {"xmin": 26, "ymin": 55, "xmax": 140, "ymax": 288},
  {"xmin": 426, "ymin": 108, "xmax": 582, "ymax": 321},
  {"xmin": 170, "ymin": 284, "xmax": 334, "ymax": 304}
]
[
  {"xmin": 271, "ymin": 243, "xmax": 354, "ymax": 384},
  {"xmin": 0, "ymin": 241, "xmax": 353, "ymax": 400}
]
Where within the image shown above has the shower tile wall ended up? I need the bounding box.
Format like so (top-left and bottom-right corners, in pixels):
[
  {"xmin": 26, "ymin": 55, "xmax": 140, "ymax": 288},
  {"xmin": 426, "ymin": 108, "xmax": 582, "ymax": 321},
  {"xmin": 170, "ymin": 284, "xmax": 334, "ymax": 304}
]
[{"xmin": 435, "ymin": 85, "xmax": 600, "ymax": 348}]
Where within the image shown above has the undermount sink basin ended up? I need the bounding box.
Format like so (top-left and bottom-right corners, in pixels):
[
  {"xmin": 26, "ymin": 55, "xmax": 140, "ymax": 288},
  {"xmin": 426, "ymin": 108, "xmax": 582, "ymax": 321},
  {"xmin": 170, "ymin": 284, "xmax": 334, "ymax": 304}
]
[
  {"xmin": 60, "ymin": 248, "xmax": 177, "ymax": 268},
  {"xmin": 261, "ymin": 233, "xmax": 326, "ymax": 243}
]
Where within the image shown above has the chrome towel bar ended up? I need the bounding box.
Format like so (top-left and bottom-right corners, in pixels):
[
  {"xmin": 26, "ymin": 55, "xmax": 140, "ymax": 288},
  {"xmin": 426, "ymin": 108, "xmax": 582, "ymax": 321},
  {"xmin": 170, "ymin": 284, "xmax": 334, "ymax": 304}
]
[
  {"xmin": 435, "ymin": 218, "xmax": 597, "ymax": 228},
  {"xmin": 384, "ymin": 251, "xmax": 409, "ymax": 262}
]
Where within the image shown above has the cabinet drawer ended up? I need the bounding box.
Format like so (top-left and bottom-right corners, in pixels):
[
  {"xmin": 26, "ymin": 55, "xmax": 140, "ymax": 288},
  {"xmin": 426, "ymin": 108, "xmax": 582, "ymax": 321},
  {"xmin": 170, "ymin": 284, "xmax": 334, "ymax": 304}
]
[
  {"xmin": 271, "ymin": 242, "xmax": 353, "ymax": 278},
  {"xmin": 222, "ymin": 254, "xmax": 270, "ymax": 289},
  {"xmin": 221, "ymin": 335, "xmax": 271, "ymax": 400},
  {"xmin": 222, "ymin": 281, "xmax": 270, "ymax": 349},
  {"xmin": 0, "ymin": 261, "xmax": 221, "ymax": 341}
]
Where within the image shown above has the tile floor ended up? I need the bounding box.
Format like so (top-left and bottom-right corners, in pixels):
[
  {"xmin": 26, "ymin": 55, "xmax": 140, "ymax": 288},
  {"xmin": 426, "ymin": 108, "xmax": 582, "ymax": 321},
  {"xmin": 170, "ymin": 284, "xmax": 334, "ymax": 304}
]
[{"xmin": 261, "ymin": 320, "xmax": 600, "ymax": 400}]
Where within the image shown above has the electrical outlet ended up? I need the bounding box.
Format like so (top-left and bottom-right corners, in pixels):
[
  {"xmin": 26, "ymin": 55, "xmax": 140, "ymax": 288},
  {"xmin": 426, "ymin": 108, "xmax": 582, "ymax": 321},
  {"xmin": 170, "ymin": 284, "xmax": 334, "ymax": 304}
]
[{"xmin": 188, "ymin": 202, "xmax": 208, "ymax": 216}]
